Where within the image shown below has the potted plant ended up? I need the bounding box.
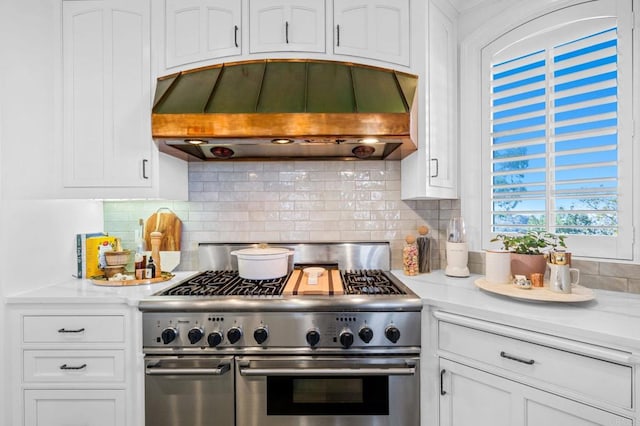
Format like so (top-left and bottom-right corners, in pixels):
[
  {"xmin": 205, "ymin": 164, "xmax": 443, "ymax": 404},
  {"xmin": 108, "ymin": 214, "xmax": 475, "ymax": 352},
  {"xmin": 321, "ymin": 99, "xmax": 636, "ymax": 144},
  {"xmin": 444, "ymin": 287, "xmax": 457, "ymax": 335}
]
[{"xmin": 491, "ymin": 231, "xmax": 567, "ymax": 278}]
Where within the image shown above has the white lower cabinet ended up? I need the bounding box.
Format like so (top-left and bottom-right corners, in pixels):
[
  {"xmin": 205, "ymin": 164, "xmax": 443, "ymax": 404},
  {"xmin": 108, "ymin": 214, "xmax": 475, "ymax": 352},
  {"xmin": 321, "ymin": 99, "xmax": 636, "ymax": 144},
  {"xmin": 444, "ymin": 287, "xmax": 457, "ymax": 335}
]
[
  {"xmin": 10, "ymin": 306, "xmax": 137, "ymax": 426},
  {"xmin": 24, "ymin": 390, "xmax": 125, "ymax": 426},
  {"xmin": 439, "ymin": 359, "xmax": 632, "ymax": 426},
  {"xmin": 433, "ymin": 311, "xmax": 635, "ymax": 426}
]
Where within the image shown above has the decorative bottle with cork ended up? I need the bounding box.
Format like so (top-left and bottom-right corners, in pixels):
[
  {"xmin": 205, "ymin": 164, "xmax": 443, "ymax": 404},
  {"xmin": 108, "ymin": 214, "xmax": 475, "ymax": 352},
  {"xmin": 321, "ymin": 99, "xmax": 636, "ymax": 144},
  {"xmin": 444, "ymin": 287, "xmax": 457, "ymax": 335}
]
[
  {"xmin": 417, "ymin": 225, "xmax": 431, "ymax": 273},
  {"xmin": 403, "ymin": 235, "xmax": 419, "ymax": 276}
]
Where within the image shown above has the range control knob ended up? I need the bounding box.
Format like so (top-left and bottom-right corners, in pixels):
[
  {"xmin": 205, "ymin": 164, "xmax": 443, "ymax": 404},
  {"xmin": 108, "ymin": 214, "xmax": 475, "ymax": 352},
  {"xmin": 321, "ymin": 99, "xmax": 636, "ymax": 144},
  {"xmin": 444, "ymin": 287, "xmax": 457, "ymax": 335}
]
[
  {"xmin": 187, "ymin": 327, "xmax": 204, "ymax": 344},
  {"xmin": 254, "ymin": 326, "xmax": 269, "ymax": 344},
  {"xmin": 385, "ymin": 326, "xmax": 401, "ymax": 344},
  {"xmin": 358, "ymin": 327, "xmax": 374, "ymax": 343},
  {"xmin": 306, "ymin": 329, "xmax": 321, "ymax": 347},
  {"xmin": 207, "ymin": 331, "xmax": 224, "ymax": 347},
  {"xmin": 339, "ymin": 329, "xmax": 354, "ymax": 349},
  {"xmin": 161, "ymin": 327, "xmax": 178, "ymax": 345},
  {"xmin": 227, "ymin": 327, "xmax": 243, "ymax": 344}
]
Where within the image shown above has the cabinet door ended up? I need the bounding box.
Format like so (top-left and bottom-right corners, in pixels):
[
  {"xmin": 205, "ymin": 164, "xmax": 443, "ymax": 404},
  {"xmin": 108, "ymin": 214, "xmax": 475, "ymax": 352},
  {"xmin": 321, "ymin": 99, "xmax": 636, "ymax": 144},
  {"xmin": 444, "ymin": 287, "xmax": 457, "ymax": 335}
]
[
  {"xmin": 427, "ymin": 0, "xmax": 456, "ymax": 190},
  {"xmin": 401, "ymin": 0, "xmax": 457, "ymax": 200},
  {"xmin": 439, "ymin": 359, "xmax": 632, "ymax": 426},
  {"xmin": 334, "ymin": 0, "xmax": 410, "ymax": 66},
  {"xmin": 62, "ymin": 0, "xmax": 152, "ymax": 189},
  {"xmin": 249, "ymin": 0, "xmax": 325, "ymax": 53},
  {"xmin": 439, "ymin": 359, "xmax": 514, "ymax": 426},
  {"xmin": 24, "ymin": 389, "xmax": 125, "ymax": 426},
  {"xmin": 165, "ymin": 0, "xmax": 241, "ymax": 69}
]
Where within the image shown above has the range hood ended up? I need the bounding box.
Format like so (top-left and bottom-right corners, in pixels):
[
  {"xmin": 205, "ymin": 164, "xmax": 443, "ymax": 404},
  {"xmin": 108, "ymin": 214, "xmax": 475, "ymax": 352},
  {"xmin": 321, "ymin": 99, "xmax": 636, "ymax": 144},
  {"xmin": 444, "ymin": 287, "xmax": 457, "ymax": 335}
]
[{"xmin": 152, "ymin": 59, "xmax": 418, "ymax": 161}]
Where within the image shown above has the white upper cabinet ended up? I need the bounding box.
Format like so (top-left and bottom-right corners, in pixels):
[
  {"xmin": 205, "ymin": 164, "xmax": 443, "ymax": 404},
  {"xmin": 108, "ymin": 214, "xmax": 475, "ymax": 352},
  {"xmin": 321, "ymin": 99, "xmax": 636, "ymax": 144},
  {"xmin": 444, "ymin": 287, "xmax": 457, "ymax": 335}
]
[
  {"xmin": 333, "ymin": 0, "xmax": 410, "ymax": 66},
  {"xmin": 165, "ymin": 0, "xmax": 241, "ymax": 69},
  {"xmin": 62, "ymin": 0, "xmax": 187, "ymax": 200},
  {"xmin": 249, "ymin": 0, "xmax": 326, "ymax": 53},
  {"xmin": 63, "ymin": 0, "xmax": 152, "ymax": 190},
  {"xmin": 401, "ymin": 0, "xmax": 458, "ymax": 199}
]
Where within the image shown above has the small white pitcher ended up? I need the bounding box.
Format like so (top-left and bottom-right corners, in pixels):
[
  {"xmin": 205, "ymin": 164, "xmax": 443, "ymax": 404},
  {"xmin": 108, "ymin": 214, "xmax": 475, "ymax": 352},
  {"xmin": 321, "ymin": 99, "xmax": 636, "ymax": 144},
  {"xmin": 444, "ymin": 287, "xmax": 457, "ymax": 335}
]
[{"xmin": 547, "ymin": 263, "xmax": 580, "ymax": 294}]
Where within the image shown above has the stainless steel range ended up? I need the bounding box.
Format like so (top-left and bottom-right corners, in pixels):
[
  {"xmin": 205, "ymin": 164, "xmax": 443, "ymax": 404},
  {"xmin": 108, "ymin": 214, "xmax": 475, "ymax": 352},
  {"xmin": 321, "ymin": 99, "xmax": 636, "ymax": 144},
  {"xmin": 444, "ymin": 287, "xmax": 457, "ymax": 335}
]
[{"xmin": 140, "ymin": 242, "xmax": 421, "ymax": 426}]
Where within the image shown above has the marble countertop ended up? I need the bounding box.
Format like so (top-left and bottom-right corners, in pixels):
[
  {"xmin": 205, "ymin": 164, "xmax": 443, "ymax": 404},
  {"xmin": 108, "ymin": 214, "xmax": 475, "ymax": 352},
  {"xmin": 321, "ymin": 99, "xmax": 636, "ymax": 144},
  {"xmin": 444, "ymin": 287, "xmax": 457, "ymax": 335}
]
[
  {"xmin": 5, "ymin": 269, "xmax": 640, "ymax": 352},
  {"xmin": 394, "ymin": 270, "xmax": 640, "ymax": 353},
  {"xmin": 4, "ymin": 271, "xmax": 198, "ymax": 306}
]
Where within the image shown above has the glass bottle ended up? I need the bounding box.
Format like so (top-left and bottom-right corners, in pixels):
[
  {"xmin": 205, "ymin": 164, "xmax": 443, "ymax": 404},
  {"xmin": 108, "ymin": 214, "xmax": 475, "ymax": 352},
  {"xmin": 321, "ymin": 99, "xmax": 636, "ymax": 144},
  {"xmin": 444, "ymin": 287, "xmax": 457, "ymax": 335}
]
[
  {"xmin": 403, "ymin": 235, "xmax": 419, "ymax": 276},
  {"xmin": 417, "ymin": 225, "xmax": 431, "ymax": 273},
  {"xmin": 146, "ymin": 256, "xmax": 156, "ymax": 279}
]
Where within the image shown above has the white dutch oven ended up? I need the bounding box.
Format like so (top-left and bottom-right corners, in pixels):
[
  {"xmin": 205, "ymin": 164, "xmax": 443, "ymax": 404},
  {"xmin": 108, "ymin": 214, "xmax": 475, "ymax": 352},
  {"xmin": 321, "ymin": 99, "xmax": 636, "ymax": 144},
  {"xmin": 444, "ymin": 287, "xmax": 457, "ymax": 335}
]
[{"xmin": 231, "ymin": 247, "xmax": 294, "ymax": 279}]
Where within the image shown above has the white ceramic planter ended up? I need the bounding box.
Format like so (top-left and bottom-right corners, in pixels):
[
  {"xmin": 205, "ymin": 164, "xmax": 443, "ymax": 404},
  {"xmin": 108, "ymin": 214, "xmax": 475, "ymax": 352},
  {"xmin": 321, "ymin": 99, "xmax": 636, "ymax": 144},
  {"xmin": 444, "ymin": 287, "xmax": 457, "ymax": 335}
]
[{"xmin": 231, "ymin": 247, "xmax": 293, "ymax": 279}]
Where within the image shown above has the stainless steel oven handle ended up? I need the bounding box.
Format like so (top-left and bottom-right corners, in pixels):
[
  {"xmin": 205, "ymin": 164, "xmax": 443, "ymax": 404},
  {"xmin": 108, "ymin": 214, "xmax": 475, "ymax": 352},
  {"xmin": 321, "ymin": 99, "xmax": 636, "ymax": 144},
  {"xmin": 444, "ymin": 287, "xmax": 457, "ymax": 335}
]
[
  {"xmin": 239, "ymin": 365, "xmax": 416, "ymax": 377},
  {"xmin": 146, "ymin": 363, "xmax": 231, "ymax": 376}
]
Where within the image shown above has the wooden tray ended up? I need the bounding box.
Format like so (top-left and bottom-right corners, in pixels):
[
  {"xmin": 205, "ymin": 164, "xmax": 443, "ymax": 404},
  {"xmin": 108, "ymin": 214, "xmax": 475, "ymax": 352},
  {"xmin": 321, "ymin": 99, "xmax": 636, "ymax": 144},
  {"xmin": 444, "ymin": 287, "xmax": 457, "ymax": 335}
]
[
  {"xmin": 91, "ymin": 272, "xmax": 175, "ymax": 287},
  {"xmin": 283, "ymin": 269, "xmax": 344, "ymax": 295},
  {"xmin": 474, "ymin": 278, "xmax": 595, "ymax": 302}
]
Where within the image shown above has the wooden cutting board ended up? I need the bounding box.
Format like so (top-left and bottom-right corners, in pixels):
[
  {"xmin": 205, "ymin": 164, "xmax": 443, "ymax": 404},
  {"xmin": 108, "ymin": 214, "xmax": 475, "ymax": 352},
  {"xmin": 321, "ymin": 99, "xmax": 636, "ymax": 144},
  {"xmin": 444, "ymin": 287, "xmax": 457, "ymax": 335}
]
[
  {"xmin": 283, "ymin": 269, "xmax": 344, "ymax": 295},
  {"xmin": 144, "ymin": 209, "xmax": 182, "ymax": 251}
]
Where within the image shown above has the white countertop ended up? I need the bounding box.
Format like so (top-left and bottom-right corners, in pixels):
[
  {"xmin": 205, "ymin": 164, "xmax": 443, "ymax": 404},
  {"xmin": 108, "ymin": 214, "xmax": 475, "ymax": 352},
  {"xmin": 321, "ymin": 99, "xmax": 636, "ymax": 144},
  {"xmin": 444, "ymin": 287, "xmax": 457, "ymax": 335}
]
[
  {"xmin": 5, "ymin": 271, "xmax": 198, "ymax": 306},
  {"xmin": 5, "ymin": 269, "xmax": 640, "ymax": 353},
  {"xmin": 393, "ymin": 270, "xmax": 640, "ymax": 353}
]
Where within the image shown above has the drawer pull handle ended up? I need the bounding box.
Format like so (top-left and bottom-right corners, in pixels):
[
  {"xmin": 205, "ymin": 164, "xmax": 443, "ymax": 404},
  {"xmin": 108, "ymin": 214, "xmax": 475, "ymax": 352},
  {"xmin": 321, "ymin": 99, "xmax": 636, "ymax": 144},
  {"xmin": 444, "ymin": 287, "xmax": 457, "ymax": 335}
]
[
  {"xmin": 60, "ymin": 363, "xmax": 87, "ymax": 370},
  {"xmin": 58, "ymin": 328, "xmax": 85, "ymax": 333},
  {"xmin": 440, "ymin": 369, "xmax": 447, "ymax": 395},
  {"xmin": 500, "ymin": 351, "xmax": 535, "ymax": 365}
]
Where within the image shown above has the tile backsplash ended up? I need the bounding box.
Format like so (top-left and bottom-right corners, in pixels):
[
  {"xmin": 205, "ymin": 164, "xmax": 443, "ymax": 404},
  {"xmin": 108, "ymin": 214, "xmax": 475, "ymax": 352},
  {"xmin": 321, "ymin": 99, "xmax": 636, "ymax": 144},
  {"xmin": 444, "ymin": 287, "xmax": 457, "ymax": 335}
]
[
  {"xmin": 104, "ymin": 161, "xmax": 457, "ymax": 272},
  {"xmin": 104, "ymin": 161, "xmax": 637, "ymax": 293}
]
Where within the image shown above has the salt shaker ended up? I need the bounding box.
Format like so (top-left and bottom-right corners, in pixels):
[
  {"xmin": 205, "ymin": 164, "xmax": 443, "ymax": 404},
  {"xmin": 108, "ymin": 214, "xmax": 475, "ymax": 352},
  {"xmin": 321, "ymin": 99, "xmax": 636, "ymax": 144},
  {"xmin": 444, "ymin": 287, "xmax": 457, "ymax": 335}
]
[{"xmin": 403, "ymin": 235, "xmax": 419, "ymax": 276}]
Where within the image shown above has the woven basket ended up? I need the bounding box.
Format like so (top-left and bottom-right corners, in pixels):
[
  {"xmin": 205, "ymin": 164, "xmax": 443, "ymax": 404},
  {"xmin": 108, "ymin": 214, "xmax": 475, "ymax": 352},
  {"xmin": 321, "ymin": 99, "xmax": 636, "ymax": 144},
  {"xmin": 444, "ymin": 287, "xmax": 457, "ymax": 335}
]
[{"xmin": 104, "ymin": 250, "xmax": 131, "ymax": 266}]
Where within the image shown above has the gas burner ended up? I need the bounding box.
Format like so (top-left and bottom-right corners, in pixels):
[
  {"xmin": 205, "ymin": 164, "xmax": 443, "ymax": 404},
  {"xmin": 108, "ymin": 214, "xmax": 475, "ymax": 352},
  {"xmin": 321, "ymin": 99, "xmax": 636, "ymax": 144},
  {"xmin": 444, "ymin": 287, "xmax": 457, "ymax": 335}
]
[
  {"xmin": 225, "ymin": 276, "xmax": 288, "ymax": 296},
  {"xmin": 342, "ymin": 269, "xmax": 405, "ymax": 295},
  {"xmin": 159, "ymin": 271, "xmax": 290, "ymax": 297}
]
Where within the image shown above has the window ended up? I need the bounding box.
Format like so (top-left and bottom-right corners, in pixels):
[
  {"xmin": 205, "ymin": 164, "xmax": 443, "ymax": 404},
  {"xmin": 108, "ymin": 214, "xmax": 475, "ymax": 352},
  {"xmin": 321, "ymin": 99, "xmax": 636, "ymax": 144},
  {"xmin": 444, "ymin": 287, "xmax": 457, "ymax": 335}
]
[{"xmin": 480, "ymin": 0, "xmax": 633, "ymax": 259}]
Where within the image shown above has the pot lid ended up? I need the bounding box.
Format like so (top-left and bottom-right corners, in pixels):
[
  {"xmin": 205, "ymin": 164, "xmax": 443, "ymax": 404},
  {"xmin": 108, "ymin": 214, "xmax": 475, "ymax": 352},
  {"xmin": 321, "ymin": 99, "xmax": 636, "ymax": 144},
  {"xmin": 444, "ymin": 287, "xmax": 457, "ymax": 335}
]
[{"xmin": 231, "ymin": 247, "xmax": 292, "ymax": 257}]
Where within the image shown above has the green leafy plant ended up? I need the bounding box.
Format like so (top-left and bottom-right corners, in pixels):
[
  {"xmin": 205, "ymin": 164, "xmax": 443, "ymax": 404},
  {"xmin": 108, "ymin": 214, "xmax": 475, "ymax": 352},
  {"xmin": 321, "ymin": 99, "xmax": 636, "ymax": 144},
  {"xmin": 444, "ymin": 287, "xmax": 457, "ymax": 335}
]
[{"xmin": 491, "ymin": 230, "xmax": 567, "ymax": 255}]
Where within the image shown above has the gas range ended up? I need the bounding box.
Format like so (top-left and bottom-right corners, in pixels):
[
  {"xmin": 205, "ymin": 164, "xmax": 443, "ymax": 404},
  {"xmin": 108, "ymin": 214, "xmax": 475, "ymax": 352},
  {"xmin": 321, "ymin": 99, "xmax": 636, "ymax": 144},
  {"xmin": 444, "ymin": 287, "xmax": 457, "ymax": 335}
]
[
  {"xmin": 141, "ymin": 242, "xmax": 421, "ymax": 426},
  {"xmin": 140, "ymin": 242, "xmax": 421, "ymax": 352}
]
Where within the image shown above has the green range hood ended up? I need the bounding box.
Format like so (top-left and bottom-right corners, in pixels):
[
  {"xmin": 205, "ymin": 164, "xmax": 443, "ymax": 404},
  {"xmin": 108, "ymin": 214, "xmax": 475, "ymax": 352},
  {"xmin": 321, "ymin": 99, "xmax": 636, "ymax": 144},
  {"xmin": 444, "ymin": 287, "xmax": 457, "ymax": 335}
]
[{"xmin": 152, "ymin": 59, "xmax": 418, "ymax": 161}]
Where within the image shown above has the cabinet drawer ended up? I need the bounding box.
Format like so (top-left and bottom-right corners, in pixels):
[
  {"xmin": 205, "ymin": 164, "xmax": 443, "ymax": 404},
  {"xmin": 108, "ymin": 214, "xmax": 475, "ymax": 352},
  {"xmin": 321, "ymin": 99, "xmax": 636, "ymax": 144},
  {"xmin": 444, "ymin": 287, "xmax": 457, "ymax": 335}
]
[
  {"xmin": 438, "ymin": 321, "xmax": 633, "ymax": 409},
  {"xmin": 23, "ymin": 316, "xmax": 125, "ymax": 343},
  {"xmin": 24, "ymin": 389, "xmax": 125, "ymax": 426},
  {"xmin": 23, "ymin": 350, "xmax": 125, "ymax": 383}
]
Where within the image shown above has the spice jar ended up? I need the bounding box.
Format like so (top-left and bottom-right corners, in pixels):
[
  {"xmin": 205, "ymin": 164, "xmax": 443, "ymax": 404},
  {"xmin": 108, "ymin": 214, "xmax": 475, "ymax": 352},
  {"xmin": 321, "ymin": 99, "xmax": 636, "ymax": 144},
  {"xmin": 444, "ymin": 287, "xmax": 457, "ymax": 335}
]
[{"xmin": 403, "ymin": 235, "xmax": 419, "ymax": 276}]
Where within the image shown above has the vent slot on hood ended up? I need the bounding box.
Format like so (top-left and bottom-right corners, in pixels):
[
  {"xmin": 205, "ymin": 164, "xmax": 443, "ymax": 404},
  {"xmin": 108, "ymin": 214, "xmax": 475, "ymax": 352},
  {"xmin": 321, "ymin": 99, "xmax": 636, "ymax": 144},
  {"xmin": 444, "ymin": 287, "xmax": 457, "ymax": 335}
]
[{"xmin": 152, "ymin": 59, "xmax": 418, "ymax": 161}]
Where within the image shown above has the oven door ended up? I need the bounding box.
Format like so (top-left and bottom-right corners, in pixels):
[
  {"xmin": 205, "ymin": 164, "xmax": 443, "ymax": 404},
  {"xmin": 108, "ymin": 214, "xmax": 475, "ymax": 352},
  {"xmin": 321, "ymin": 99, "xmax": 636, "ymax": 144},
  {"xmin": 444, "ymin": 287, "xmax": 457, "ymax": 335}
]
[
  {"xmin": 236, "ymin": 355, "xmax": 419, "ymax": 426},
  {"xmin": 145, "ymin": 355, "xmax": 235, "ymax": 426}
]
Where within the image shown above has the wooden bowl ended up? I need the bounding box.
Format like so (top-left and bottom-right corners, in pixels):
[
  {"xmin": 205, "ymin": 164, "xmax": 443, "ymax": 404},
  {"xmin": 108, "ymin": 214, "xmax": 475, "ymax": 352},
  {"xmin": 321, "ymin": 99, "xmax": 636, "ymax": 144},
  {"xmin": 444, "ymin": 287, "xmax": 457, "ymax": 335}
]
[
  {"xmin": 104, "ymin": 251, "xmax": 131, "ymax": 266},
  {"xmin": 103, "ymin": 265, "xmax": 126, "ymax": 278}
]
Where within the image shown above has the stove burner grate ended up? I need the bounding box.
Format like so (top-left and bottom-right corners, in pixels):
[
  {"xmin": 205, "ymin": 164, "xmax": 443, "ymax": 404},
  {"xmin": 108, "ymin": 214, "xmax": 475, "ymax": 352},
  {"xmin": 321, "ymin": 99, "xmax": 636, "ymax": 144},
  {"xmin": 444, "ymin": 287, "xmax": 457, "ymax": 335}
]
[
  {"xmin": 160, "ymin": 271, "xmax": 289, "ymax": 297},
  {"xmin": 341, "ymin": 269, "xmax": 405, "ymax": 295},
  {"xmin": 159, "ymin": 269, "xmax": 405, "ymax": 297}
]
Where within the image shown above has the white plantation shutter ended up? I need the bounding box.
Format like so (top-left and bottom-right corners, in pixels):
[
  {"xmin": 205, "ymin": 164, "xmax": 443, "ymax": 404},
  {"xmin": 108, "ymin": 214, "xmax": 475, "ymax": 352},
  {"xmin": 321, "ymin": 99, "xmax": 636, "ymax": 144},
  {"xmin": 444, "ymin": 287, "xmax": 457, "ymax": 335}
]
[{"xmin": 482, "ymin": 0, "xmax": 633, "ymax": 259}]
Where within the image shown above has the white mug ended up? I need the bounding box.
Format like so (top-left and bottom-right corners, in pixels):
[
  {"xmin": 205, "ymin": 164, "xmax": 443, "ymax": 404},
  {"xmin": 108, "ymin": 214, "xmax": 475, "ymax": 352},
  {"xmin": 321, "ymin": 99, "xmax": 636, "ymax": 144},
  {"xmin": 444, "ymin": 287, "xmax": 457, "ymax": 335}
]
[{"xmin": 485, "ymin": 250, "xmax": 512, "ymax": 284}]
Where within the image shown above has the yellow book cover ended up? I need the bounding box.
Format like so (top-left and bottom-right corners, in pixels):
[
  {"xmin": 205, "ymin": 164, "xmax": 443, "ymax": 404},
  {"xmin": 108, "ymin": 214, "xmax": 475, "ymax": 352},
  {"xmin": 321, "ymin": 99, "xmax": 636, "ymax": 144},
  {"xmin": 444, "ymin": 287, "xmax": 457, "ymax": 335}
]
[{"xmin": 86, "ymin": 236, "xmax": 117, "ymax": 278}]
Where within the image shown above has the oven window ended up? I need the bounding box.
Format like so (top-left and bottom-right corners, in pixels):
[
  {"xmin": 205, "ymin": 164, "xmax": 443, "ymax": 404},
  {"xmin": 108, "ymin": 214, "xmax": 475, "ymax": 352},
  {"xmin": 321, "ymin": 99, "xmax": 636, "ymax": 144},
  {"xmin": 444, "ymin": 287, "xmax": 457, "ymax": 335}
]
[
  {"xmin": 293, "ymin": 378, "xmax": 363, "ymax": 404},
  {"xmin": 267, "ymin": 376, "xmax": 389, "ymax": 415}
]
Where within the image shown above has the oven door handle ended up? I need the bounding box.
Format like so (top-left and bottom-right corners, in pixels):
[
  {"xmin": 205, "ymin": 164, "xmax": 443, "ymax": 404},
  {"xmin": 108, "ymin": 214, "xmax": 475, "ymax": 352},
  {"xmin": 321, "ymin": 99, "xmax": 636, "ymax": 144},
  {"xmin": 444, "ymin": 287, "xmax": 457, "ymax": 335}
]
[
  {"xmin": 146, "ymin": 362, "xmax": 231, "ymax": 376},
  {"xmin": 239, "ymin": 365, "xmax": 416, "ymax": 377}
]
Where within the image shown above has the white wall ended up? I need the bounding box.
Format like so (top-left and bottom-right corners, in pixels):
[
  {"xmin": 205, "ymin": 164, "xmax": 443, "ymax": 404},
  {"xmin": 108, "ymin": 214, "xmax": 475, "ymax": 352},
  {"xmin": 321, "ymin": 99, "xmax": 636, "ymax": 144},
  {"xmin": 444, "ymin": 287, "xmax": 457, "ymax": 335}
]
[{"xmin": 0, "ymin": 2, "xmax": 104, "ymax": 425}]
